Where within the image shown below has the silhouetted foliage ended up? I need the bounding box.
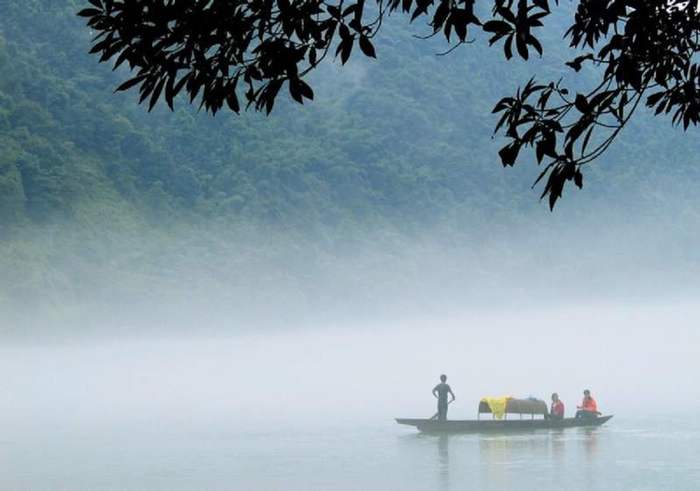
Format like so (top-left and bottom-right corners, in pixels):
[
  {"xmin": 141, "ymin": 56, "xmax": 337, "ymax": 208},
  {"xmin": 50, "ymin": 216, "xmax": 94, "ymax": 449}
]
[
  {"xmin": 491, "ymin": 0, "xmax": 700, "ymax": 208},
  {"xmin": 79, "ymin": 0, "xmax": 700, "ymax": 207},
  {"xmin": 80, "ymin": 0, "xmax": 700, "ymax": 208}
]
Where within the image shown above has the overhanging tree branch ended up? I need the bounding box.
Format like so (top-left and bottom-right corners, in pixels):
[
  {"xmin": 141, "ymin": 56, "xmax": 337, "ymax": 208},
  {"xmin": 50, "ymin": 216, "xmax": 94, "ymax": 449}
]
[{"xmin": 79, "ymin": 0, "xmax": 700, "ymax": 208}]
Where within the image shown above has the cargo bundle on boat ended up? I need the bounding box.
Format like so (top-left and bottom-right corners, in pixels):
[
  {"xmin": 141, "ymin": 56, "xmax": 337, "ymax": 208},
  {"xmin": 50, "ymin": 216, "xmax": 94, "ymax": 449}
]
[{"xmin": 477, "ymin": 396, "xmax": 548, "ymax": 419}]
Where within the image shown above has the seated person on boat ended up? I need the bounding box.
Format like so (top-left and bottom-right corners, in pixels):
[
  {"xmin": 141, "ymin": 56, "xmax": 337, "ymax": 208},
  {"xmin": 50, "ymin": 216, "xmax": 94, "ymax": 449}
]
[
  {"xmin": 549, "ymin": 393, "xmax": 565, "ymax": 420},
  {"xmin": 575, "ymin": 389, "xmax": 601, "ymax": 418}
]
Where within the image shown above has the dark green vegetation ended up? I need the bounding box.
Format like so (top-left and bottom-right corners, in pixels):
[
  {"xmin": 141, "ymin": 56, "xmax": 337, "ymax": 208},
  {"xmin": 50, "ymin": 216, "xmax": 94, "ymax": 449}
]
[
  {"xmin": 1, "ymin": 1, "xmax": 700, "ymax": 332},
  {"xmin": 1, "ymin": 0, "xmax": 538, "ymax": 232}
]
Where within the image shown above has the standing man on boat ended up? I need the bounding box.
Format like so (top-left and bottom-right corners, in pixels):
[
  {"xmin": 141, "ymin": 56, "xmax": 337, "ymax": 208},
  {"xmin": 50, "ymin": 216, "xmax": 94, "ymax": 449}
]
[
  {"xmin": 575, "ymin": 389, "xmax": 600, "ymax": 418},
  {"xmin": 432, "ymin": 374, "xmax": 455, "ymax": 422}
]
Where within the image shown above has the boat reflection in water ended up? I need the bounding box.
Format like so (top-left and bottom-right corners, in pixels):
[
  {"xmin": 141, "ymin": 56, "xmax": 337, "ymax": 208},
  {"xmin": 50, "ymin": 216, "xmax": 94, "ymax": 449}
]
[
  {"xmin": 478, "ymin": 427, "xmax": 601, "ymax": 489},
  {"xmin": 437, "ymin": 434, "xmax": 449, "ymax": 490},
  {"xmin": 396, "ymin": 397, "xmax": 611, "ymax": 490},
  {"xmin": 406, "ymin": 427, "xmax": 604, "ymax": 491}
]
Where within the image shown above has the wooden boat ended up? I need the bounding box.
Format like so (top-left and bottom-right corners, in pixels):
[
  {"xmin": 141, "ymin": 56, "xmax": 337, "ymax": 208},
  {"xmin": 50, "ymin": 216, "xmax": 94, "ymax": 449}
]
[
  {"xmin": 396, "ymin": 396, "xmax": 612, "ymax": 433},
  {"xmin": 395, "ymin": 415, "xmax": 613, "ymax": 433}
]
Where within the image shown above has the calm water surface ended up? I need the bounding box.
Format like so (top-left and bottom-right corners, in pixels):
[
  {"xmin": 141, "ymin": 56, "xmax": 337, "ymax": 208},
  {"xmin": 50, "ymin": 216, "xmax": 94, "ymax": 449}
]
[{"xmin": 2, "ymin": 416, "xmax": 698, "ymax": 490}]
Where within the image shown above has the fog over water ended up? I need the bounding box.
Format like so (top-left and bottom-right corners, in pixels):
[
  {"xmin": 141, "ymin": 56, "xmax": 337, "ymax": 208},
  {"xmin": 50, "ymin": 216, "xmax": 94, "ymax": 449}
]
[
  {"xmin": 3, "ymin": 211, "xmax": 700, "ymax": 491},
  {"xmin": 4, "ymin": 3, "xmax": 700, "ymax": 489},
  {"xmin": 3, "ymin": 170, "xmax": 700, "ymax": 490},
  {"xmin": 3, "ymin": 300, "xmax": 699, "ymax": 431},
  {"xmin": 4, "ymin": 201, "xmax": 700, "ymax": 432},
  {"xmin": 3, "ymin": 297, "xmax": 700, "ymax": 490}
]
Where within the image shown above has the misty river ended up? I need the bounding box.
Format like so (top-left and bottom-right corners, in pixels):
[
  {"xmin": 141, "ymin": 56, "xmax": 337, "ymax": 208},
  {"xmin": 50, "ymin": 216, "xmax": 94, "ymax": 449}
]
[
  {"xmin": 2, "ymin": 303, "xmax": 700, "ymax": 490},
  {"xmin": 2, "ymin": 416, "xmax": 699, "ymax": 490},
  {"xmin": 5, "ymin": 0, "xmax": 700, "ymax": 489}
]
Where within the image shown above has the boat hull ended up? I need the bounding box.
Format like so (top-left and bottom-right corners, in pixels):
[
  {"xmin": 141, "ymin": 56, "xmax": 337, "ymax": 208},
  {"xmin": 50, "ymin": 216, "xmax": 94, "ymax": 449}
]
[{"xmin": 395, "ymin": 415, "xmax": 613, "ymax": 433}]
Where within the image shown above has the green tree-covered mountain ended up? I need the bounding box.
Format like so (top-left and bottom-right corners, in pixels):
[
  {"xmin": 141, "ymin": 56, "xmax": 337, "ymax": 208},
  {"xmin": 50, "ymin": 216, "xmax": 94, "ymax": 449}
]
[
  {"xmin": 2, "ymin": 1, "xmax": 700, "ymax": 333},
  {"xmin": 3, "ymin": 0, "xmax": 700, "ymax": 228},
  {"xmin": 0, "ymin": 0, "xmax": 579, "ymax": 231}
]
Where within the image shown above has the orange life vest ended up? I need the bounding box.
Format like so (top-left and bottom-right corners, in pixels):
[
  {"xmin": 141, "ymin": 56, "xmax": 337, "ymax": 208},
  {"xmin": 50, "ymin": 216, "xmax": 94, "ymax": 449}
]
[{"xmin": 581, "ymin": 397, "xmax": 598, "ymax": 412}]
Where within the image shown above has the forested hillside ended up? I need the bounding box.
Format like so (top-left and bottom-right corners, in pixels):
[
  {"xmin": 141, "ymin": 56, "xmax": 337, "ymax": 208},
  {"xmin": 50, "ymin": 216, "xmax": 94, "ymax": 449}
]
[
  {"xmin": 4, "ymin": 0, "xmax": 699, "ymax": 227},
  {"xmin": 2, "ymin": 1, "xmax": 700, "ymax": 333},
  {"xmin": 0, "ymin": 0, "xmax": 579, "ymax": 231}
]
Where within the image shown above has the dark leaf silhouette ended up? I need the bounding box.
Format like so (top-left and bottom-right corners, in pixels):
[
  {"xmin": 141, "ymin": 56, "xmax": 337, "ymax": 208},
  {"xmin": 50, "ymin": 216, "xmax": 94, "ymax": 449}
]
[
  {"xmin": 114, "ymin": 74, "xmax": 148, "ymax": 93},
  {"xmin": 483, "ymin": 21, "xmax": 511, "ymax": 35},
  {"xmin": 79, "ymin": 0, "xmax": 700, "ymax": 208},
  {"xmin": 359, "ymin": 36, "xmax": 377, "ymax": 58},
  {"xmin": 76, "ymin": 7, "xmax": 100, "ymax": 17}
]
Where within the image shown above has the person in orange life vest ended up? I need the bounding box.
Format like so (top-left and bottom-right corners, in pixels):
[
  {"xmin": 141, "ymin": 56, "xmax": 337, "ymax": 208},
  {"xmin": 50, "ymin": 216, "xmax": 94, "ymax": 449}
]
[
  {"xmin": 550, "ymin": 393, "xmax": 565, "ymax": 420},
  {"xmin": 575, "ymin": 389, "xmax": 600, "ymax": 419}
]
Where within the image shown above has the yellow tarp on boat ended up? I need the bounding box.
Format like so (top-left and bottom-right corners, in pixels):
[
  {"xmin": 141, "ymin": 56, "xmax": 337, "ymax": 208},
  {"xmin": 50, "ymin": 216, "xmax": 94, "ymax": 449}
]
[{"xmin": 480, "ymin": 396, "xmax": 513, "ymax": 420}]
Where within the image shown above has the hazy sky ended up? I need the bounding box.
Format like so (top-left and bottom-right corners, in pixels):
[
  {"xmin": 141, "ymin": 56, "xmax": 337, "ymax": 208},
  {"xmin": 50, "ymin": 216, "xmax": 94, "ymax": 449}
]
[{"xmin": 2, "ymin": 298, "xmax": 698, "ymax": 440}]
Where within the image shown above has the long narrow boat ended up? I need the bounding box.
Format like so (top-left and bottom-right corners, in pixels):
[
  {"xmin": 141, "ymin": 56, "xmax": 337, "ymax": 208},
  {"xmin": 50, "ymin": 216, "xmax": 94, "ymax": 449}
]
[
  {"xmin": 396, "ymin": 396, "xmax": 613, "ymax": 433},
  {"xmin": 395, "ymin": 415, "xmax": 613, "ymax": 433}
]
